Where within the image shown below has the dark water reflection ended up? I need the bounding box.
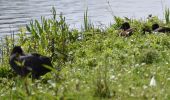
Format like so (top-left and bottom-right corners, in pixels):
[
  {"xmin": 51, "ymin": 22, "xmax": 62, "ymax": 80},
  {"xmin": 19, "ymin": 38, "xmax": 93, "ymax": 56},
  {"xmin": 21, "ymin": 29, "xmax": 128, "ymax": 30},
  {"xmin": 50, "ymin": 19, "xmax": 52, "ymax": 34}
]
[{"xmin": 0, "ymin": 0, "xmax": 170, "ymax": 36}]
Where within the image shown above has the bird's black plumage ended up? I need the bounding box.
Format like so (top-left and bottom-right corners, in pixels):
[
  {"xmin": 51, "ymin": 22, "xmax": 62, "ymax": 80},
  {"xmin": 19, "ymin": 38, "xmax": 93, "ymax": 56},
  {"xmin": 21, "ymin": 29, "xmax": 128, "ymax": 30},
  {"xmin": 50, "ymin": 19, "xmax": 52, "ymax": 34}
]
[
  {"xmin": 119, "ymin": 22, "xmax": 131, "ymax": 31},
  {"xmin": 9, "ymin": 46, "xmax": 53, "ymax": 79}
]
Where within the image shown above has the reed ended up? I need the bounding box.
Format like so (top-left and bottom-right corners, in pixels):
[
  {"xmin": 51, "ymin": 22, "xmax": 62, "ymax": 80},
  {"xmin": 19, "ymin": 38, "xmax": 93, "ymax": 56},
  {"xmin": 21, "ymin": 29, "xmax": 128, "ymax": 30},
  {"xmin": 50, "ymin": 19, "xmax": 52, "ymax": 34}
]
[
  {"xmin": 83, "ymin": 8, "xmax": 93, "ymax": 32},
  {"xmin": 165, "ymin": 7, "xmax": 170, "ymax": 24}
]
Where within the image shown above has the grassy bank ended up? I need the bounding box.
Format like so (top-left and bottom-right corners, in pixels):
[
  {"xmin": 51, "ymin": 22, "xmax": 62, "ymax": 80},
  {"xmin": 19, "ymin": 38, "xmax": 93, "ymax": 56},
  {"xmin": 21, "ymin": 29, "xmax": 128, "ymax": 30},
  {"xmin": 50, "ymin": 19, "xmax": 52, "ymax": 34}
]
[{"xmin": 0, "ymin": 8, "xmax": 170, "ymax": 99}]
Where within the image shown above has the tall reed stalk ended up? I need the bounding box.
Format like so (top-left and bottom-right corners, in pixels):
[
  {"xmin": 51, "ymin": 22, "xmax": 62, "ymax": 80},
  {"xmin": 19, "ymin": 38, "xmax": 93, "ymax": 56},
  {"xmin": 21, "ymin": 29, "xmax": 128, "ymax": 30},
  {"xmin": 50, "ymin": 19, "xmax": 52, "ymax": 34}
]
[
  {"xmin": 165, "ymin": 7, "xmax": 170, "ymax": 24},
  {"xmin": 83, "ymin": 8, "xmax": 93, "ymax": 32}
]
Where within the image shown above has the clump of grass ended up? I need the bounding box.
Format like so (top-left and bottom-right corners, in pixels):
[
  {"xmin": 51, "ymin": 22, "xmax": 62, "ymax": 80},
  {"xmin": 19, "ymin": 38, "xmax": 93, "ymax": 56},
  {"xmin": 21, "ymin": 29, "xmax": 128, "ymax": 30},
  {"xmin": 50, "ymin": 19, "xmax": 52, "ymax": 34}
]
[
  {"xmin": 140, "ymin": 50, "xmax": 159, "ymax": 64},
  {"xmin": 94, "ymin": 56, "xmax": 111, "ymax": 98}
]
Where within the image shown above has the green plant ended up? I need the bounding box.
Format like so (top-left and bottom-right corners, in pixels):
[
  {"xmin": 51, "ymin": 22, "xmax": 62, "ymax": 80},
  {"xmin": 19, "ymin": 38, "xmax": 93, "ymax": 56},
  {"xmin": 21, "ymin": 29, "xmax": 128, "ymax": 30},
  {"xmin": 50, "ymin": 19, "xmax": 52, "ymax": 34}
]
[
  {"xmin": 26, "ymin": 7, "xmax": 75, "ymax": 66},
  {"xmin": 140, "ymin": 50, "xmax": 159, "ymax": 64}
]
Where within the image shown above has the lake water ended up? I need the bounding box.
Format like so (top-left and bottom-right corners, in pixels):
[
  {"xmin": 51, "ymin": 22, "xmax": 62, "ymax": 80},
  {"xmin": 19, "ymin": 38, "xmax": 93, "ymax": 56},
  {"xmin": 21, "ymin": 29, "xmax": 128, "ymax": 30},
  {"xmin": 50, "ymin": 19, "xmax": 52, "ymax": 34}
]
[{"xmin": 0, "ymin": 0, "xmax": 170, "ymax": 37}]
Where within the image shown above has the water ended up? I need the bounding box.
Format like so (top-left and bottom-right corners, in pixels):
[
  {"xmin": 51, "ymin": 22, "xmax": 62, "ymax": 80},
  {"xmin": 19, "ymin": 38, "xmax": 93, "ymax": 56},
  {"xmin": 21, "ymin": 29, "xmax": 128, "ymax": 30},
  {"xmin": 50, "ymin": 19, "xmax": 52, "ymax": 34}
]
[{"xmin": 0, "ymin": 0, "xmax": 170, "ymax": 37}]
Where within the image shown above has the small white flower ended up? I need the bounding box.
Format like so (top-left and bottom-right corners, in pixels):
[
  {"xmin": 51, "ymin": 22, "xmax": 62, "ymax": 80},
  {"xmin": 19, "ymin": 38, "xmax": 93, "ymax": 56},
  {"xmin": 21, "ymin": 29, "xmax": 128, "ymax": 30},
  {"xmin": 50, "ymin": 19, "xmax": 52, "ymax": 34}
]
[
  {"xmin": 118, "ymin": 73, "xmax": 121, "ymax": 77},
  {"xmin": 47, "ymin": 80, "xmax": 52, "ymax": 84},
  {"xmin": 141, "ymin": 63, "xmax": 146, "ymax": 66},
  {"xmin": 31, "ymin": 92, "xmax": 35, "ymax": 95},
  {"xmin": 151, "ymin": 97, "xmax": 156, "ymax": 100},
  {"xmin": 40, "ymin": 90, "xmax": 45, "ymax": 93},
  {"xmin": 78, "ymin": 35, "xmax": 83, "ymax": 40},
  {"xmin": 110, "ymin": 75, "xmax": 115, "ymax": 80},
  {"xmin": 51, "ymin": 83, "xmax": 56, "ymax": 88},
  {"xmin": 48, "ymin": 80, "xmax": 56, "ymax": 88},
  {"xmin": 1, "ymin": 94, "xmax": 5, "ymax": 96},
  {"xmin": 130, "ymin": 93, "xmax": 135, "ymax": 97},
  {"xmin": 143, "ymin": 85, "xmax": 148, "ymax": 89},
  {"xmin": 38, "ymin": 86, "xmax": 42, "ymax": 89},
  {"xmin": 52, "ymin": 92, "xmax": 56, "ymax": 96},
  {"xmin": 12, "ymin": 87, "xmax": 16, "ymax": 91},
  {"xmin": 149, "ymin": 76, "xmax": 156, "ymax": 87},
  {"xmin": 128, "ymin": 70, "xmax": 131, "ymax": 74},
  {"xmin": 135, "ymin": 64, "xmax": 139, "ymax": 67},
  {"xmin": 76, "ymin": 79, "xmax": 79, "ymax": 84}
]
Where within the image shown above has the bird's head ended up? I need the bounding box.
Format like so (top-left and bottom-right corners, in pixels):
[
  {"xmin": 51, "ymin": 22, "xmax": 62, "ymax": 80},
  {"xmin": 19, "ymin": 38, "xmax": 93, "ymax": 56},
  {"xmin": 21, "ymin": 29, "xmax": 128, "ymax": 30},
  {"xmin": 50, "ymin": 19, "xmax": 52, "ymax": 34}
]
[
  {"xmin": 119, "ymin": 22, "xmax": 130, "ymax": 30},
  {"xmin": 152, "ymin": 23, "xmax": 159, "ymax": 30},
  {"xmin": 11, "ymin": 46, "xmax": 24, "ymax": 55}
]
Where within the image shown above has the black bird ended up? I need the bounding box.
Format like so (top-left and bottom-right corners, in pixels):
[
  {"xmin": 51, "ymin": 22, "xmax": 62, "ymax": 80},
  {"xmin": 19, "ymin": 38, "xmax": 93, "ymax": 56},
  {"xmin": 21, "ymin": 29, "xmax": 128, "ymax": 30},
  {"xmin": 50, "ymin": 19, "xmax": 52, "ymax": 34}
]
[
  {"xmin": 9, "ymin": 46, "xmax": 53, "ymax": 79},
  {"xmin": 152, "ymin": 23, "xmax": 170, "ymax": 33},
  {"xmin": 119, "ymin": 22, "xmax": 134, "ymax": 37}
]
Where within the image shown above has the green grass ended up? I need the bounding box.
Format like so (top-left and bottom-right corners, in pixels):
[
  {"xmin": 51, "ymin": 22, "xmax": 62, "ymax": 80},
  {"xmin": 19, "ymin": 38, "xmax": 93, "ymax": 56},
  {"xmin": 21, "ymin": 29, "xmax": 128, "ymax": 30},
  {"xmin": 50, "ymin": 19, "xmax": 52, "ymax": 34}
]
[{"xmin": 0, "ymin": 8, "xmax": 170, "ymax": 100}]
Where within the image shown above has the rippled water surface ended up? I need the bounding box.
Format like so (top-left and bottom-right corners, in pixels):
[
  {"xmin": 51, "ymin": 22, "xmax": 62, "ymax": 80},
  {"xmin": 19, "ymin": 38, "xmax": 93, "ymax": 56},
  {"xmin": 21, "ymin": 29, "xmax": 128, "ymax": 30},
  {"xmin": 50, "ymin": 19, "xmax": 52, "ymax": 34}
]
[{"xmin": 0, "ymin": 0, "xmax": 170, "ymax": 36}]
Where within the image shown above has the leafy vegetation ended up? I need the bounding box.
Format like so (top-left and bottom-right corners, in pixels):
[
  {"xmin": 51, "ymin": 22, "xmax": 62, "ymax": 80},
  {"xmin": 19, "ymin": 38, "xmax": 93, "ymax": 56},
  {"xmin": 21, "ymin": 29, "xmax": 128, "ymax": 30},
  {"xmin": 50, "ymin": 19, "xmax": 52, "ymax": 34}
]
[{"xmin": 0, "ymin": 7, "xmax": 170, "ymax": 99}]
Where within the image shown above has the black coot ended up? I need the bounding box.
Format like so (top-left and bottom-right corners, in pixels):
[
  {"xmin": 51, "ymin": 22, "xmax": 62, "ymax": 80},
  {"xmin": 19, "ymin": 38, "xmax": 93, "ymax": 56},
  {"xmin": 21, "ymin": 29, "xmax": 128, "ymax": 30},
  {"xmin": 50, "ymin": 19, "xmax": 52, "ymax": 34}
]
[{"xmin": 9, "ymin": 46, "xmax": 53, "ymax": 79}]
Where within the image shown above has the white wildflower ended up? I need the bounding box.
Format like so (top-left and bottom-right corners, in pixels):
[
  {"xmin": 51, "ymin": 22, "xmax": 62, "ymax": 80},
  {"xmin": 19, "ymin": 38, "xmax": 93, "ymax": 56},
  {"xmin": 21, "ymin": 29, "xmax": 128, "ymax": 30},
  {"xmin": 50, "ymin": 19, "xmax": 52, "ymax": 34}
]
[
  {"xmin": 110, "ymin": 75, "xmax": 115, "ymax": 80},
  {"xmin": 47, "ymin": 80, "xmax": 52, "ymax": 84},
  {"xmin": 48, "ymin": 80, "xmax": 56, "ymax": 88},
  {"xmin": 40, "ymin": 90, "xmax": 45, "ymax": 93},
  {"xmin": 76, "ymin": 79, "xmax": 79, "ymax": 84},
  {"xmin": 135, "ymin": 64, "xmax": 139, "ymax": 67},
  {"xmin": 37, "ymin": 85, "xmax": 42, "ymax": 89},
  {"xmin": 118, "ymin": 73, "xmax": 121, "ymax": 77},
  {"xmin": 51, "ymin": 83, "xmax": 56, "ymax": 88},
  {"xmin": 128, "ymin": 70, "xmax": 131, "ymax": 74},
  {"xmin": 130, "ymin": 93, "xmax": 135, "ymax": 97},
  {"xmin": 12, "ymin": 87, "xmax": 16, "ymax": 91},
  {"xmin": 167, "ymin": 78, "xmax": 170, "ymax": 81},
  {"xmin": 141, "ymin": 63, "xmax": 146, "ymax": 66},
  {"xmin": 52, "ymin": 92, "xmax": 56, "ymax": 96},
  {"xmin": 31, "ymin": 92, "xmax": 35, "ymax": 95},
  {"xmin": 1, "ymin": 94, "xmax": 5, "ymax": 96},
  {"xmin": 149, "ymin": 76, "xmax": 156, "ymax": 87},
  {"xmin": 143, "ymin": 85, "xmax": 148, "ymax": 89}
]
